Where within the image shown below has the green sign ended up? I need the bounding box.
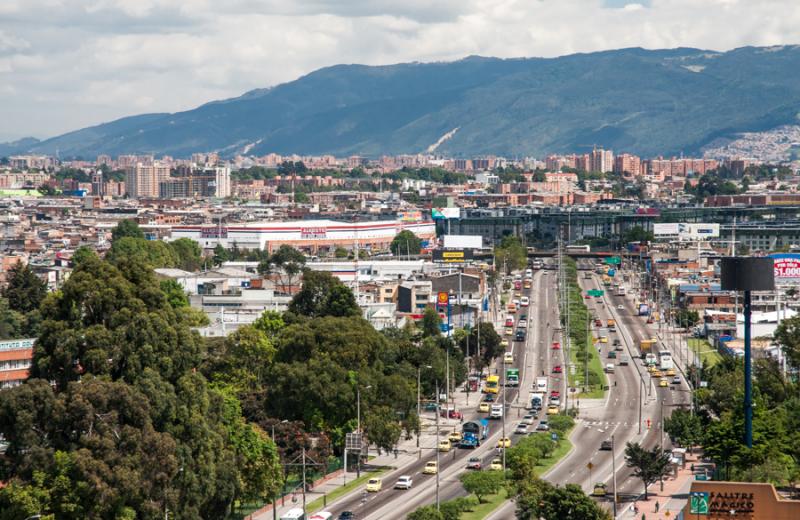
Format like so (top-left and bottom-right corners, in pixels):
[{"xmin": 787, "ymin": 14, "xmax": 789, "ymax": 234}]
[
  {"xmin": 587, "ymin": 289, "xmax": 604, "ymax": 297},
  {"xmin": 605, "ymin": 256, "xmax": 621, "ymax": 265},
  {"xmin": 690, "ymin": 492, "xmax": 709, "ymax": 514}
]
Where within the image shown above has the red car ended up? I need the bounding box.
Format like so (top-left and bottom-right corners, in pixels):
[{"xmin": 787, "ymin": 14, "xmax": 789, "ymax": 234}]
[
  {"xmin": 552, "ymin": 342, "xmax": 560, "ymax": 350},
  {"xmin": 594, "ymin": 319, "xmax": 603, "ymax": 327},
  {"xmin": 440, "ymin": 408, "xmax": 463, "ymax": 420},
  {"xmin": 550, "ymin": 390, "xmax": 560, "ymax": 398},
  {"xmin": 584, "ymin": 294, "xmax": 591, "ymax": 299},
  {"xmin": 553, "ymin": 365, "xmax": 563, "ymax": 374}
]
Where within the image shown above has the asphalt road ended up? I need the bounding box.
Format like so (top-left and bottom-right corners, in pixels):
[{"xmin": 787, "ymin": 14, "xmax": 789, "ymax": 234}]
[{"xmin": 322, "ymin": 268, "xmax": 562, "ymax": 519}]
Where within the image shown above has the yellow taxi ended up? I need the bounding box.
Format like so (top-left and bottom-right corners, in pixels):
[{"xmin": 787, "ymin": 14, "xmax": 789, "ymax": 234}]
[
  {"xmin": 503, "ymin": 352, "xmax": 514, "ymax": 364},
  {"xmin": 652, "ymin": 370, "xmax": 664, "ymax": 378},
  {"xmin": 547, "ymin": 405, "xmax": 559, "ymax": 415},
  {"xmin": 478, "ymin": 402, "xmax": 490, "ymax": 413},
  {"xmin": 438, "ymin": 439, "xmax": 451, "ymax": 452},
  {"xmin": 647, "ymin": 365, "xmax": 658, "ymax": 374},
  {"xmin": 665, "ymin": 368, "xmax": 676, "ymax": 377},
  {"xmin": 592, "ymin": 482, "xmax": 607, "ymax": 497},
  {"xmin": 423, "ymin": 461, "xmax": 438, "ymax": 474},
  {"xmin": 500, "ymin": 339, "xmax": 509, "ymax": 348},
  {"xmin": 659, "ymin": 378, "xmax": 669, "ymax": 388},
  {"xmin": 448, "ymin": 431, "xmax": 463, "ymax": 443},
  {"xmin": 504, "ymin": 327, "xmax": 514, "ymax": 336},
  {"xmin": 489, "ymin": 458, "xmax": 503, "ymax": 471},
  {"xmin": 599, "ymin": 336, "xmax": 608, "ymax": 343},
  {"xmin": 366, "ymin": 478, "xmax": 382, "ymax": 492},
  {"xmin": 496, "ymin": 437, "xmax": 511, "ymax": 449}
]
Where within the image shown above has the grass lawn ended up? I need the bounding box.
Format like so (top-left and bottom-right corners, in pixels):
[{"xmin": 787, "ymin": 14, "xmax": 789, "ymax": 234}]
[
  {"xmin": 460, "ymin": 486, "xmax": 509, "ymax": 520},
  {"xmin": 568, "ymin": 336, "xmax": 607, "ymax": 399},
  {"xmin": 688, "ymin": 338, "xmax": 722, "ymax": 367},
  {"xmin": 535, "ymin": 426, "xmax": 575, "ymax": 474},
  {"xmin": 305, "ymin": 466, "xmax": 391, "ymax": 514}
]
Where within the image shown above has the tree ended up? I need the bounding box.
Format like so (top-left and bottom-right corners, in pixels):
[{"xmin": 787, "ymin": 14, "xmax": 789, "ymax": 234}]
[
  {"xmin": 258, "ymin": 245, "xmax": 306, "ymax": 293},
  {"xmin": 160, "ymin": 279, "xmax": 189, "ymax": 308},
  {"xmin": 460, "ymin": 470, "xmax": 504, "ymax": 503},
  {"xmin": 535, "ymin": 483, "xmax": 611, "ymax": 520},
  {"xmin": 664, "ymin": 408, "xmax": 703, "ymax": 450},
  {"xmin": 106, "ymin": 236, "xmax": 178, "ymax": 268},
  {"xmin": 111, "ymin": 219, "xmax": 145, "ymax": 241},
  {"xmin": 0, "ymin": 297, "xmax": 23, "ymax": 340},
  {"xmin": 622, "ymin": 226, "xmax": 654, "ymax": 244},
  {"xmin": 494, "ymin": 235, "xmax": 527, "ymax": 273},
  {"xmin": 212, "ymin": 244, "xmax": 229, "ymax": 267},
  {"xmin": 2, "ymin": 262, "xmax": 47, "ymax": 314},
  {"xmin": 624, "ymin": 442, "xmax": 672, "ymax": 500},
  {"xmin": 407, "ymin": 506, "xmax": 444, "ymax": 520},
  {"xmin": 71, "ymin": 246, "xmax": 98, "ymax": 266},
  {"xmin": 774, "ymin": 314, "xmax": 800, "ymax": 370},
  {"xmin": 675, "ymin": 309, "xmax": 700, "ymax": 328},
  {"xmin": 391, "ymin": 230, "xmax": 422, "ymax": 257},
  {"xmin": 547, "ymin": 414, "xmax": 575, "ymax": 437},
  {"xmin": 421, "ymin": 306, "xmax": 442, "ymax": 337},
  {"xmin": 169, "ymin": 238, "xmax": 203, "ymax": 272},
  {"xmin": 37, "ymin": 183, "xmax": 57, "ymax": 196},
  {"xmin": 334, "ymin": 247, "xmax": 349, "ymax": 258},
  {"xmin": 288, "ymin": 270, "xmax": 360, "ymax": 318}
]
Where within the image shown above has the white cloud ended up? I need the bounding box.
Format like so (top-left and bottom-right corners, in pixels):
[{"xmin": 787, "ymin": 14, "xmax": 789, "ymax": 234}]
[{"xmin": 1, "ymin": 0, "xmax": 799, "ymax": 140}]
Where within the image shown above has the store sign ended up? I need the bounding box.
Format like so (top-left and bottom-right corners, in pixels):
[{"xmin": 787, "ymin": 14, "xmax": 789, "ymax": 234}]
[
  {"xmin": 432, "ymin": 249, "xmax": 473, "ymax": 263},
  {"xmin": 0, "ymin": 338, "xmax": 36, "ymax": 351},
  {"xmin": 300, "ymin": 227, "xmax": 327, "ymax": 239},
  {"xmin": 706, "ymin": 491, "xmax": 755, "ymax": 515},
  {"xmin": 200, "ymin": 226, "xmax": 228, "ymax": 238},
  {"xmin": 690, "ymin": 492, "xmax": 709, "ymax": 514},
  {"xmin": 437, "ymin": 292, "xmax": 449, "ymax": 306}
]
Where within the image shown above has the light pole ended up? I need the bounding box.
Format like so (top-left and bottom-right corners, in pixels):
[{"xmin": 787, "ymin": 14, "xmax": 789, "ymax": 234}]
[
  {"xmin": 611, "ymin": 434, "xmax": 618, "ymax": 517},
  {"xmin": 435, "ymin": 380, "xmax": 441, "ymax": 511},
  {"xmin": 356, "ymin": 385, "xmax": 371, "ymax": 478},
  {"xmin": 417, "ymin": 365, "xmax": 432, "ymax": 448},
  {"xmin": 271, "ymin": 420, "xmax": 288, "ymax": 520}
]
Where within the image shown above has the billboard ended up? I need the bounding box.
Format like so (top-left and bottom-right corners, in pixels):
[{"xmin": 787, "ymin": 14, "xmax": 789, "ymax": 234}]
[
  {"xmin": 431, "ymin": 207, "xmax": 460, "ymax": 220},
  {"xmin": 432, "ymin": 249, "xmax": 474, "ymax": 263},
  {"xmin": 679, "ymin": 223, "xmax": 719, "ymax": 239},
  {"xmin": 653, "ymin": 223, "xmax": 680, "ymax": 236},
  {"xmin": 770, "ymin": 253, "xmax": 800, "ymax": 284},
  {"xmin": 443, "ymin": 235, "xmax": 483, "ymax": 249}
]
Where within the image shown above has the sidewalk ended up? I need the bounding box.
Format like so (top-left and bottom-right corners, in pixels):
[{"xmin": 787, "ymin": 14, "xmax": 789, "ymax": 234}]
[{"xmin": 619, "ymin": 451, "xmax": 700, "ymax": 519}]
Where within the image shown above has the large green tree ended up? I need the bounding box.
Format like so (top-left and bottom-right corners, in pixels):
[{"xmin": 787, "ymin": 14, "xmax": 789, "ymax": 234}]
[
  {"xmin": 112, "ymin": 219, "xmax": 145, "ymax": 241},
  {"xmin": 624, "ymin": 442, "xmax": 671, "ymax": 500},
  {"xmin": 494, "ymin": 235, "xmax": 527, "ymax": 273},
  {"xmin": 257, "ymin": 245, "xmax": 306, "ymax": 293},
  {"xmin": 2, "ymin": 262, "xmax": 47, "ymax": 314},
  {"xmin": 288, "ymin": 270, "xmax": 359, "ymax": 318},
  {"xmin": 459, "ymin": 470, "xmax": 504, "ymax": 503},
  {"xmin": 391, "ymin": 230, "xmax": 422, "ymax": 256},
  {"xmin": 169, "ymin": 238, "xmax": 203, "ymax": 272}
]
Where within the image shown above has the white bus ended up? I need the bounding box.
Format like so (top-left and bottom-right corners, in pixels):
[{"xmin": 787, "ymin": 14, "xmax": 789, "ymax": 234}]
[{"xmin": 658, "ymin": 350, "xmax": 673, "ymax": 371}]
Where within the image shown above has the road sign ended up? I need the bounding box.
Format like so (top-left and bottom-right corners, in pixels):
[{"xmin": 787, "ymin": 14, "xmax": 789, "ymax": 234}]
[
  {"xmin": 690, "ymin": 491, "xmax": 709, "ymax": 514},
  {"xmin": 587, "ymin": 289, "xmax": 604, "ymax": 297},
  {"xmin": 586, "ymin": 462, "xmax": 594, "ymax": 470},
  {"xmin": 605, "ymin": 256, "xmax": 621, "ymax": 265},
  {"xmin": 551, "ymin": 433, "xmax": 558, "ymax": 441},
  {"xmin": 346, "ymin": 432, "xmax": 364, "ymax": 453}
]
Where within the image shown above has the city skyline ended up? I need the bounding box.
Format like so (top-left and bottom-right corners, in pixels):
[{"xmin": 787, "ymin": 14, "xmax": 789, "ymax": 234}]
[{"xmin": 2, "ymin": 0, "xmax": 800, "ymax": 141}]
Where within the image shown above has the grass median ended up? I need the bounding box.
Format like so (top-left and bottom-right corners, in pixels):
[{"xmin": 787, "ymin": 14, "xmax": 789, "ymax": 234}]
[
  {"xmin": 305, "ymin": 466, "xmax": 391, "ymax": 514},
  {"xmin": 568, "ymin": 336, "xmax": 606, "ymax": 399},
  {"xmin": 460, "ymin": 486, "xmax": 509, "ymax": 520}
]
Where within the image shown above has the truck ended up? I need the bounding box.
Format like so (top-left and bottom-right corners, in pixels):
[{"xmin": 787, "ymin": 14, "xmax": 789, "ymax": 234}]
[
  {"xmin": 638, "ymin": 303, "xmax": 650, "ymax": 316},
  {"xmin": 607, "ymin": 318, "xmax": 616, "ymax": 328},
  {"xmin": 506, "ymin": 368, "xmax": 520, "ymax": 387},
  {"xmin": 639, "ymin": 338, "xmax": 657, "ymax": 356},
  {"xmin": 490, "ymin": 404, "xmax": 503, "ymax": 419},
  {"xmin": 530, "ymin": 392, "xmax": 545, "ymax": 410},
  {"xmin": 485, "ymin": 375, "xmax": 500, "ymax": 394},
  {"xmin": 460, "ymin": 419, "xmax": 489, "ymax": 448},
  {"xmin": 535, "ymin": 377, "xmax": 548, "ymax": 394}
]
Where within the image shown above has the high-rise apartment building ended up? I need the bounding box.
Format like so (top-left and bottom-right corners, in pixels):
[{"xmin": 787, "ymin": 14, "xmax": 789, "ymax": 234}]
[
  {"xmin": 126, "ymin": 162, "xmax": 170, "ymax": 198},
  {"xmin": 589, "ymin": 147, "xmax": 614, "ymax": 173},
  {"xmin": 613, "ymin": 154, "xmax": 642, "ymax": 176},
  {"xmin": 158, "ymin": 166, "xmax": 231, "ymax": 199}
]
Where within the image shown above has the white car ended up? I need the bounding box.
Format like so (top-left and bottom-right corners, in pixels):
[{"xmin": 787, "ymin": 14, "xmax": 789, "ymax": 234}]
[
  {"xmin": 520, "ymin": 296, "xmax": 530, "ymax": 307},
  {"xmin": 514, "ymin": 423, "xmax": 529, "ymax": 435},
  {"xmin": 617, "ymin": 304, "xmax": 624, "ymax": 310},
  {"xmin": 521, "ymin": 414, "xmax": 535, "ymax": 425},
  {"xmin": 395, "ymin": 475, "xmax": 413, "ymax": 490}
]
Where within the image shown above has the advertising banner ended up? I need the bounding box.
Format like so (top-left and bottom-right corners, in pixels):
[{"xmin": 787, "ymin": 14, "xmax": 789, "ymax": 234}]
[
  {"xmin": 431, "ymin": 207, "xmax": 460, "ymax": 220},
  {"xmin": 770, "ymin": 253, "xmax": 800, "ymax": 284},
  {"xmin": 432, "ymin": 249, "xmax": 474, "ymax": 263},
  {"xmin": 443, "ymin": 235, "xmax": 483, "ymax": 249}
]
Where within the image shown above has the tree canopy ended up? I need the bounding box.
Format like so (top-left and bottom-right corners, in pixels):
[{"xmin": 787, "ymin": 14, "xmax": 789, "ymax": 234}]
[
  {"xmin": 288, "ymin": 270, "xmax": 360, "ymax": 318},
  {"xmin": 391, "ymin": 230, "xmax": 422, "ymax": 256},
  {"xmin": 112, "ymin": 219, "xmax": 145, "ymax": 241},
  {"xmin": 494, "ymin": 235, "xmax": 527, "ymax": 273}
]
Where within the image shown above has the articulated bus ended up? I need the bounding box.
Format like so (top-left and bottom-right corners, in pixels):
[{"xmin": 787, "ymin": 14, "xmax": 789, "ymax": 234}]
[{"xmin": 485, "ymin": 375, "xmax": 500, "ymax": 394}]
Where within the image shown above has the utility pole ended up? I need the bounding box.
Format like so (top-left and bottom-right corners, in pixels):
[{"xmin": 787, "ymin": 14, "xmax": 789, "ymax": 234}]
[
  {"xmin": 435, "ymin": 380, "xmax": 441, "ymax": 511},
  {"xmin": 501, "ymin": 364, "xmax": 507, "ymax": 472},
  {"xmin": 417, "ymin": 367, "xmax": 422, "ymax": 448},
  {"xmin": 612, "ymin": 434, "xmax": 618, "ymax": 517}
]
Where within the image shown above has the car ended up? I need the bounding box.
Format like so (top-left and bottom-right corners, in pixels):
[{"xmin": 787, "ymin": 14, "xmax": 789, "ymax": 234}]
[
  {"xmin": 448, "ymin": 431, "xmax": 463, "ymax": 443},
  {"xmin": 504, "ymin": 352, "xmax": 514, "ymax": 364},
  {"xmin": 489, "ymin": 458, "xmax": 503, "ymax": 471},
  {"xmin": 514, "ymin": 423, "xmax": 529, "ymax": 435},
  {"xmin": 613, "ymin": 339, "xmax": 621, "ymax": 346},
  {"xmin": 594, "ymin": 319, "xmax": 603, "ymax": 327},
  {"xmin": 647, "ymin": 365, "xmax": 658, "ymax": 374},
  {"xmin": 592, "ymin": 482, "xmax": 607, "ymax": 497},
  {"xmin": 520, "ymin": 296, "xmax": 530, "ymax": 307},
  {"xmin": 394, "ymin": 476, "xmax": 413, "ymax": 490},
  {"xmin": 607, "ymin": 351, "xmax": 617, "ymax": 359},
  {"xmin": 309, "ymin": 513, "xmax": 333, "ymax": 520},
  {"xmin": 647, "ymin": 317, "xmax": 654, "ymax": 324},
  {"xmin": 505, "ymin": 317, "xmax": 515, "ymax": 328},
  {"xmin": 665, "ymin": 368, "xmax": 676, "ymax": 376},
  {"xmin": 552, "ymin": 365, "xmax": 562, "ymax": 374},
  {"xmin": 599, "ymin": 336, "xmax": 608, "ymax": 343},
  {"xmin": 617, "ymin": 304, "xmax": 624, "ymax": 310},
  {"xmin": 500, "ymin": 339, "xmax": 509, "ymax": 348},
  {"xmin": 478, "ymin": 402, "xmax": 490, "ymax": 413},
  {"xmin": 366, "ymin": 478, "xmax": 382, "ymax": 492},
  {"xmin": 338, "ymin": 512, "xmax": 355, "ymax": 520},
  {"xmin": 504, "ymin": 327, "xmax": 514, "ymax": 336},
  {"xmin": 484, "ymin": 394, "xmax": 496, "ymax": 402},
  {"xmin": 424, "ymin": 402, "xmax": 437, "ymax": 411},
  {"xmin": 600, "ymin": 440, "xmax": 613, "ymax": 450},
  {"xmin": 423, "ymin": 461, "xmax": 438, "ymax": 474},
  {"xmin": 520, "ymin": 314, "xmax": 528, "ymax": 321},
  {"xmin": 440, "ymin": 408, "xmax": 463, "ymax": 420},
  {"xmin": 522, "ymin": 414, "xmax": 535, "ymax": 425},
  {"xmin": 549, "ymin": 396, "xmax": 560, "ymax": 406},
  {"xmin": 552, "ymin": 341, "xmax": 560, "ymax": 350},
  {"xmin": 497, "ymin": 437, "xmax": 511, "ymax": 448},
  {"xmin": 659, "ymin": 378, "xmax": 669, "ymax": 387},
  {"xmin": 438, "ymin": 439, "xmax": 452, "ymax": 452},
  {"xmin": 536, "ymin": 420, "xmax": 550, "ymax": 431},
  {"xmin": 652, "ymin": 370, "xmax": 664, "ymax": 378},
  {"xmin": 672, "ymin": 375, "xmax": 681, "ymax": 385},
  {"xmin": 584, "ymin": 294, "xmax": 591, "ymax": 299},
  {"xmin": 466, "ymin": 457, "xmax": 482, "ymax": 470},
  {"xmin": 550, "ymin": 390, "xmax": 560, "ymax": 398},
  {"xmin": 547, "ymin": 405, "xmax": 559, "ymax": 415}
]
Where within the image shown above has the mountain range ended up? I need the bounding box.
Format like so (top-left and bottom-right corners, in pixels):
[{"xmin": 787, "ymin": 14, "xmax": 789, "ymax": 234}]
[{"xmin": 5, "ymin": 45, "xmax": 800, "ymax": 159}]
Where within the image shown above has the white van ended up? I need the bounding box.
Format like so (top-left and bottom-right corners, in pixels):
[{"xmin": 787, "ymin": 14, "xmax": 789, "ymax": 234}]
[
  {"xmin": 280, "ymin": 509, "xmax": 306, "ymax": 520},
  {"xmin": 605, "ymin": 363, "xmax": 615, "ymax": 373},
  {"xmin": 490, "ymin": 404, "xmax": 504, "ymax": 419}
]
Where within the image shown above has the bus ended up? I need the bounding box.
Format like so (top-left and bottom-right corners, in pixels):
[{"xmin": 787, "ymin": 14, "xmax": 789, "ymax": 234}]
[
  {"xmin": 485, "ymin": 375, "xmax": 500, "ymax": 394},
  {"xmin": 658, "ymin": 350, "xmax": 674, "ymax": 371},
  {"xmin": 566, "ymin": 244, "xmax": 591, "ymax": 253},
  {"xmin": 461, "ymin": 419, "xmax": 489, "ymax": 448}
]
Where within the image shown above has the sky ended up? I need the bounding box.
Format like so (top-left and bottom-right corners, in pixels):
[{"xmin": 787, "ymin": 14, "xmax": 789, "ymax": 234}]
[{"xmin": 1, "ymin": 0, "xmax": 800, "ymax": 142}]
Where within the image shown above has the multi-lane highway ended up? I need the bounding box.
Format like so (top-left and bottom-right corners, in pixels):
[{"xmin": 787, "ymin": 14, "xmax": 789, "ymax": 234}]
[
  {"xmin": 322, "ymin": 268, "xmax": 563, "ymax": 519},
  {"xmin": 323, "ymin": 258, "xmax": 690, "ymax": 519}
]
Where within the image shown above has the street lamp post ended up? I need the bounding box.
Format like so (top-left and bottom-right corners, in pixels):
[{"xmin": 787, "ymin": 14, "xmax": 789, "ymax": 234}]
[
  {"xmin": 435, "ymin": 380, "xmax": 441, "ymax": 511},
  {"xmin": 356, "ymin": 385, "xmax": 371, "ymax": 478}
]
